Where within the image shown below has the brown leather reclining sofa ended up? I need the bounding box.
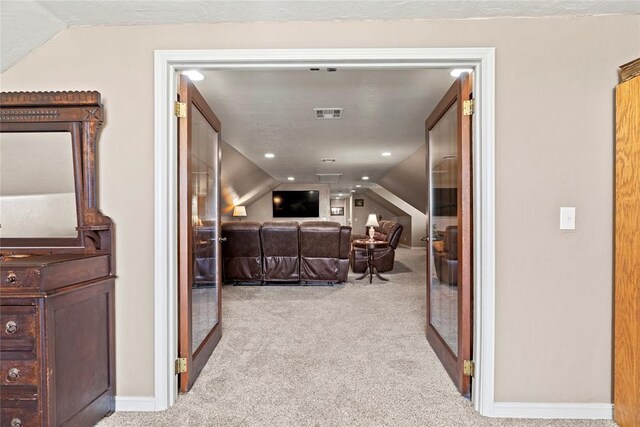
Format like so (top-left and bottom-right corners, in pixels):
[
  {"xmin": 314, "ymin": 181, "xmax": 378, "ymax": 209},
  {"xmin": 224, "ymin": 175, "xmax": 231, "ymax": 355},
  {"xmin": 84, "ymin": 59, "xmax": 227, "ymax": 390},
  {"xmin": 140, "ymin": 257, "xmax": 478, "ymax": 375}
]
[
  {"xmin": 221, "ymin": 221, "xmax": 352, "ymax": 284},
  {"xmin": 351, "ymin": 220, "xmax": 403, "ymax": 273}
]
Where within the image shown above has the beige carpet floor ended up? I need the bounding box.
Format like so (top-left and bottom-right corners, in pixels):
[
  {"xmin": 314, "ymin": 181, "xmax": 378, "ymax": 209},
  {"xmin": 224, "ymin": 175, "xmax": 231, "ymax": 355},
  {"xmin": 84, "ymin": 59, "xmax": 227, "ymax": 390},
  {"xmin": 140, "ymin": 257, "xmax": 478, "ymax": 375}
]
[{"xmin": 99, "ymin": 248, "xmax": 615, "ymax": 427}]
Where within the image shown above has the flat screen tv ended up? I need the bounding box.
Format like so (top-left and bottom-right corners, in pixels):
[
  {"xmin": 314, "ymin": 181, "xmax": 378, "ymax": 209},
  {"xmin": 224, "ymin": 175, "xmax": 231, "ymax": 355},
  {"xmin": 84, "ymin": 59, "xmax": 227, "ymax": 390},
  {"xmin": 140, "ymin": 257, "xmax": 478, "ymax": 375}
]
[{"xmin": 272, "ymin": 190, "xmax": 320, "ymax": 218}]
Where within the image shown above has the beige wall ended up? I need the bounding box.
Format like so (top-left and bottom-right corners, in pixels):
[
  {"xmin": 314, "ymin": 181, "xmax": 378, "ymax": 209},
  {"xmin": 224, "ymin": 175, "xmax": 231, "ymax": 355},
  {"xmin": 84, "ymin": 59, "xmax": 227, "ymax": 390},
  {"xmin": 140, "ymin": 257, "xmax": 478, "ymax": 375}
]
[
  {"xmin": 351, "ymin": 193, "xmax": 399, "ymax": 235},
  {"xmin": 2, "ymin": 15, "xmax": 638, "ymax": 403},
  {"xmin": 368, "ymin": 187, "xmax": 429, "ymax": 248},
  {"xmin": 220, "ymin": 141, "xmax": 278, "ymax": 216},
  {"xmin": 378, "ymin": 144, "xmax": 428, "ymax": 213},
  {"xmin": 329, "ymin": 198, "xmax": 347, "ymax": 226}
]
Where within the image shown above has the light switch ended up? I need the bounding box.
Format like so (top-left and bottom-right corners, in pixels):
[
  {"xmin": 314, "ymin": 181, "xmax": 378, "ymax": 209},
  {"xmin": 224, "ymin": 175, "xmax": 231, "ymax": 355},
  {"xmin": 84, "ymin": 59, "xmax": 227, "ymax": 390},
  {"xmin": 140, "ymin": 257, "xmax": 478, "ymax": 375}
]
[{"xmin": 560, "ymin": 207, "xmax": 576, "ymax": 230}]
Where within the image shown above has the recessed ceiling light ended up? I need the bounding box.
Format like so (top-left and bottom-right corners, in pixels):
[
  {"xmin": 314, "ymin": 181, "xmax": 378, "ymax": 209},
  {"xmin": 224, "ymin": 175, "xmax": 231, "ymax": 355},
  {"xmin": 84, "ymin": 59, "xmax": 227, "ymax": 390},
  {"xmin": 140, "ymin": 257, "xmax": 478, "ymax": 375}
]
[
  {"xmin": 287, "ymin": 176, "xmax": 295, "ymax": 181},
  {"xmin": 182, "ymin": 70, "xmax": 205, "ymax": 81},
  {"xmin": 264, "ymin": 153, "xmax": 275, "ymax": 159},
  {"xmin": 381, "ymin": 152, "xmax": 391, "ymax": 157},
  {"xmin": 362, "ymin": 176, "xmax": 369, "ymax": 180},
  {"xmin": 450, "ymin": 68, "xmax": 473, "ymax": 78},
  {"xmin": 338, "ymin": 193, "xmax": 343, "ymax": 196},
  {"xmin": 356, "ymin": 184, "xmax": 362, "ymax": 188},
  {"xmin": 351, "ymin": 190, "xmax": 356, "ymax": 193}
]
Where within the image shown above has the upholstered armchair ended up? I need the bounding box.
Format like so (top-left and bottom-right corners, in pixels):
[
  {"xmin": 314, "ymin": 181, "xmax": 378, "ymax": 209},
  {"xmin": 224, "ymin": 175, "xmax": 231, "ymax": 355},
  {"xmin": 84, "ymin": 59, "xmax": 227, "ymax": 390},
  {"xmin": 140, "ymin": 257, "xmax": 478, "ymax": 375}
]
[
  {"xmin": 351, "ymin": 220, "xmax": 403, "ymax": 273},
  {"xmin": 433, "ymin": 225, "xmax": 458, "ymax": 285}
]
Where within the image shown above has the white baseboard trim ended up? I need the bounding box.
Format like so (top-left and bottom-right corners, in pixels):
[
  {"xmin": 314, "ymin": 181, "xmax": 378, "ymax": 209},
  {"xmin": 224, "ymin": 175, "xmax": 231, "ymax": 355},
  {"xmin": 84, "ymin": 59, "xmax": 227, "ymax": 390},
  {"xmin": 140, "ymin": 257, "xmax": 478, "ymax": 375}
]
[
  {"xmin": 492, "ymin": 402, "xmax": 613, "ymax": 420},
  {"xmin": 115, "ymin": 396, "xmax": 158, "ymax": 412},
  {"xmin": 398, "ymin": 243, "xmax": 426, "ymax": 250}
]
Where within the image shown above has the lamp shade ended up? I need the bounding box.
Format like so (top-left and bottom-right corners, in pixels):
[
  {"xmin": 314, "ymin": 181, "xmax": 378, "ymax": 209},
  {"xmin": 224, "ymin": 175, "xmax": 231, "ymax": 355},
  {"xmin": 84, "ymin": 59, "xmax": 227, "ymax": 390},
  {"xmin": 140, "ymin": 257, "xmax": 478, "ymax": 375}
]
[
  {"xmin": 365, "ymin": 213, "xmax": 379, "ymax": 228},
  {"xmin": 232, "ymin": 206, "xmax": 247, "ymax": 217}
]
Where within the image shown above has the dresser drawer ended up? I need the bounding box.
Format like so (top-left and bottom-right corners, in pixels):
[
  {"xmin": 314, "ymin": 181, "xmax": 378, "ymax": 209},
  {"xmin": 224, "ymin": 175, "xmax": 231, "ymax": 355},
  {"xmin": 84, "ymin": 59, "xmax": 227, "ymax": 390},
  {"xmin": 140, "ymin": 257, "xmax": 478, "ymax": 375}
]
[
  {"xmin": 0, "ymin": 407, "xmax": 40, "ymax": 427},
  {"xmin": 0, "ymin": 307, "xmax": 36, "ymax": 353},
  {"xmin": 0, "ymin": 270, "xmax": 40, "ymax": 291},
  {"xmin": 0, "ymin": 361, "xmax": 38, "ymax": 387}
]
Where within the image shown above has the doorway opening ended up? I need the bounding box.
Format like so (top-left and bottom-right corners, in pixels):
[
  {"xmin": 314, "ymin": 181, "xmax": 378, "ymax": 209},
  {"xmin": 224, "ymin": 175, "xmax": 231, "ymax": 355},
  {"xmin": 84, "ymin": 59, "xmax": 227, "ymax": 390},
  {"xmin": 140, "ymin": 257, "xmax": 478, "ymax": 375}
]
[{"xmin": 154, "ymin": 48, "xmax": 496, "ymax": 416}]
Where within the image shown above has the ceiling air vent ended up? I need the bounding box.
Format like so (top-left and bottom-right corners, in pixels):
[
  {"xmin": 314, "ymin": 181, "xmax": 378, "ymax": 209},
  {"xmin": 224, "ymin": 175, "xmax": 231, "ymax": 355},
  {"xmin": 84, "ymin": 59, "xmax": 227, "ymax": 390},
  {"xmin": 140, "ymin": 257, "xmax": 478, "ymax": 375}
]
[
  {"xmin": 316, "ymin": 173, "xmax": 342, "ymax": 183},
  {"xmin": 321, "ymin": 158, "xmax": 337, "ymax": 163},
  {"xmin": 314, "ymin": 108, "xmax": 342, "ymax": 119}
]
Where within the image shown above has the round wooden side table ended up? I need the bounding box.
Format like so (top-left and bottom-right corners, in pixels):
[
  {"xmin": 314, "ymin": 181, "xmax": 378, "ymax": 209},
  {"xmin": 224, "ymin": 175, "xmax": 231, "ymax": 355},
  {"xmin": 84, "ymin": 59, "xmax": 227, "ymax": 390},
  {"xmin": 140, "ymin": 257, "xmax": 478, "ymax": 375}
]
[{"xmin": 352, "ymin": 239, "xmax": 390, "ymax": 283}]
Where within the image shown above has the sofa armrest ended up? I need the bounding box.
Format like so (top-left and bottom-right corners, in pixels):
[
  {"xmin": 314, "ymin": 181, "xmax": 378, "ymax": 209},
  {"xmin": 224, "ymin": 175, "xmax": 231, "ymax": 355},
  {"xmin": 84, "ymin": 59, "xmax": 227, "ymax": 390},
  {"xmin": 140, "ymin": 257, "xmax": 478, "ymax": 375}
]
[{"xmin": 339, "ymin": 226, "xmax": 352, "ymax": 259}]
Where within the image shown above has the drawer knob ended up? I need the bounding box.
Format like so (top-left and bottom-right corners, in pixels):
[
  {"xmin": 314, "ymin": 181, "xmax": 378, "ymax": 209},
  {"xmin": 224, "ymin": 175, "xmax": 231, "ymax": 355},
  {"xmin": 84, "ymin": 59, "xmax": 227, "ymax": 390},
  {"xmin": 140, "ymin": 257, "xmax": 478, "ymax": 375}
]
[
  {"xmin": 7, "ymin": 367, "xmax": 20, "ymax": 382},
  {"xmin": 11, "ymin": 418, "xmax": 22, "ymax": 427},
  {"xmin": 6, "ymin": 271, "xmax": 17, "ymax": 284},
  {"xmin": 5, "ymin": 320, "xmax": 18, "ymax": 334}
]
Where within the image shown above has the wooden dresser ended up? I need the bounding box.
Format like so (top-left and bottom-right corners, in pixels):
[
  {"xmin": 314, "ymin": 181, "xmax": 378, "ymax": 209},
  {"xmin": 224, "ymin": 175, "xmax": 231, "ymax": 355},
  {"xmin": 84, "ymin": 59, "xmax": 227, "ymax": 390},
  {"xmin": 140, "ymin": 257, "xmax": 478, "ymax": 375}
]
[{"xmin": 0, "ymin": 91, "xmax": 115, "ymax": 427}]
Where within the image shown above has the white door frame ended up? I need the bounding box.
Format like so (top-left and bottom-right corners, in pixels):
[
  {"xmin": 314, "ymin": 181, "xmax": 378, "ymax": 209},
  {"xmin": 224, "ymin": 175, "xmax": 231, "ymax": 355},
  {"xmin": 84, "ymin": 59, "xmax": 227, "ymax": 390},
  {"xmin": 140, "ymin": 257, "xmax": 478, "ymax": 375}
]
[{"xmin": 152, "ymin": 48, "xmax": 496, "ymax": 415}]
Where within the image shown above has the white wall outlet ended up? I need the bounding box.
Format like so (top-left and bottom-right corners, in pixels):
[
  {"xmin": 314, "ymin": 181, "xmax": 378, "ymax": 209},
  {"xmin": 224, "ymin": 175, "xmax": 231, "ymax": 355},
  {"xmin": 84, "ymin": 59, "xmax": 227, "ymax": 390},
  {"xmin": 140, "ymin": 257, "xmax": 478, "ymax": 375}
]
[{"xmin": 560, "ymin": 207, "xmax": 576, "ymax": 230}]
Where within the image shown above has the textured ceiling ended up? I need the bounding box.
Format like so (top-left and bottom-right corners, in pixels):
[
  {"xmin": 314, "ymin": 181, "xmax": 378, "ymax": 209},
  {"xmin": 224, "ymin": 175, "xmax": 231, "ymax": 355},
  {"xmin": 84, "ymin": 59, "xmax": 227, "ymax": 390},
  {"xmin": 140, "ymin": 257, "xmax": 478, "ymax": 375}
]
[
  {"xmin": 2, "ymin": 0, "xmax": 639, "ymax": 71},
  {"xmin": 194, "ymin": 68, "xmax": 455, "ymax": 194}
]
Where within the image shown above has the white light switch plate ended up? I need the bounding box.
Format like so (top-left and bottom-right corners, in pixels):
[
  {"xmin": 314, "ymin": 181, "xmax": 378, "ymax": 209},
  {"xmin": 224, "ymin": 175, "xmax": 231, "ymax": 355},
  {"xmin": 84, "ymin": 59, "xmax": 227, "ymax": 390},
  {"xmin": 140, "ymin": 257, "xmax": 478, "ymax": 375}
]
[{"xmin": 560, "ymin": 207, "xmax": 576, "ymax": 230}]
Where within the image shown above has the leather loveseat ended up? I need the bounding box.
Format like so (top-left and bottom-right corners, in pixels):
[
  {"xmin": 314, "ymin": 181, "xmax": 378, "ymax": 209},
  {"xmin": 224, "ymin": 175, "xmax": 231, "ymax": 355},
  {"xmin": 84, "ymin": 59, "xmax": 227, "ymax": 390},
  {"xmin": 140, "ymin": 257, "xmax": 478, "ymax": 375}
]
[
  {"xmin": 221, "ymin": 221, "xmax": 352, "ymax": 284},
  {"xmin": 351, "ymin": 220, "xmax": 403, "ymax": 273}
]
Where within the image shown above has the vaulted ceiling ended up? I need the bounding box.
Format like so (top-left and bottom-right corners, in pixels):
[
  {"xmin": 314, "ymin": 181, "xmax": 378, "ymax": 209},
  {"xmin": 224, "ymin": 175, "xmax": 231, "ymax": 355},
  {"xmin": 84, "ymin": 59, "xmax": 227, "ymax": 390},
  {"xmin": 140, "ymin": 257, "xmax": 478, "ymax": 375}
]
[
  {"xmin": 2, "ymin": 0, "xmax": 639, "ymax": 72},
  {"xmin": 194, "ymin": 68, "xmax": 455, "ymax": 194}
]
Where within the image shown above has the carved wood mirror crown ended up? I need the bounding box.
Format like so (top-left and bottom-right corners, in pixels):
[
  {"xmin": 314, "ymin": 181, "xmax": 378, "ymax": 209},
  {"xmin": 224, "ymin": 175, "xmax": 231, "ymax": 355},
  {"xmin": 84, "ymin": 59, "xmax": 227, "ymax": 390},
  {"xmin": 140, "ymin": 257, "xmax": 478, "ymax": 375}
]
[{"xmin": 0, "ymin": 91, "xmax": 112, "ymax": 256}]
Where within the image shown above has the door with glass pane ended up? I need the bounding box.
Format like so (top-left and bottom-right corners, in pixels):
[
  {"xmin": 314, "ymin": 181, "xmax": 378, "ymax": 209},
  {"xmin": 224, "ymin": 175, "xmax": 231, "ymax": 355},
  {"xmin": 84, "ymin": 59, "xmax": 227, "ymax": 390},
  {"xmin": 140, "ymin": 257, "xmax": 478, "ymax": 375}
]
[
  {"xmin": 177, "ymin": 74, "xmax": 222, "ymax": 393},
  {"xmin": 425, "ymin": 74, "xmax": 473, "ymax": 396}
]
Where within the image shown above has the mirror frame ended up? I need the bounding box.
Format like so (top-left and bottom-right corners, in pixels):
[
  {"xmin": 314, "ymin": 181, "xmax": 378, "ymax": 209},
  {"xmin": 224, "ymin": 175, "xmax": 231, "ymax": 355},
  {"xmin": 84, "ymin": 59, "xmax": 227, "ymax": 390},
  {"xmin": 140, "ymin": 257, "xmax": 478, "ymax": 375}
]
[{"xmin": 0, "ymin": 91, "xmax": 113, "ymax": 263}]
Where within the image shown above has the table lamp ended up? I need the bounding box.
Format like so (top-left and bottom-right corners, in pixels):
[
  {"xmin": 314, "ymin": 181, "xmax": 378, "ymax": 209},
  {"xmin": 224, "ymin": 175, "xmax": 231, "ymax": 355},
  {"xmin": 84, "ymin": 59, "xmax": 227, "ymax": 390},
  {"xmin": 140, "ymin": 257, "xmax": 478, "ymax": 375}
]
[
  {"xmin": 365, "ymin": 213, "xmax": 379, "ymax": 240},
  {"xmin": 232, "ymin": 205, "xmax": 247, "ymax": 221}
]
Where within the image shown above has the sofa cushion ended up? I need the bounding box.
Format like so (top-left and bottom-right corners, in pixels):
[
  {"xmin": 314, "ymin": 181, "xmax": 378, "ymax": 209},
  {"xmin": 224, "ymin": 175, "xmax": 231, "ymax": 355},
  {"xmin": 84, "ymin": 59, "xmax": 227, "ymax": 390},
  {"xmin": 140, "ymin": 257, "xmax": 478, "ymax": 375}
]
[
  {"xmin": 221, "ymin": 221, "xmax": 263, "ymax": 281},
  {"xmin": 300, "ymin": 221, "xmax": 340, "ymax": 258},
  {"xmin": 261, "ymin": 221, "xmax": 300, "ymax": 282},
  {"xmin": 300, "ymin": 221, "xmax": 342, "ymax": 281}
]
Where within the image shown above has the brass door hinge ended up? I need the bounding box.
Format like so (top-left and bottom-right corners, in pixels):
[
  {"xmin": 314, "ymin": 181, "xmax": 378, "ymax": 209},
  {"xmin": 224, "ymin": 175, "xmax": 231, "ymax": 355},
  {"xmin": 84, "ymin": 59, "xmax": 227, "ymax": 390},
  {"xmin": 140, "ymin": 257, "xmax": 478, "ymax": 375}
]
[
  {"xmin": 463, "ymin": 99, "xmax": 474, "ymax": 116},
  {"xmin": 463, "ymin": 360, "xmax": 475, "ymax": 377},
  {"xmin": 174, "ymin": 102, "xmax": 187, "ymax": 118},
  {"xmin": 175, "ymin": 357, "xmax": 187, "ymax": 374}
]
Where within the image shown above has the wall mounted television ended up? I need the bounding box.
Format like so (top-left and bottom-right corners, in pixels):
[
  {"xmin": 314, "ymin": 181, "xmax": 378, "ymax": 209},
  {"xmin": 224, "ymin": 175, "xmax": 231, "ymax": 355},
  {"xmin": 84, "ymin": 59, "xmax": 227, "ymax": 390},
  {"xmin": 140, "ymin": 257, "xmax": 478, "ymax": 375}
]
[{"xmin": 272, "ymin": 190, "xmax": 320, "ymax": 218}]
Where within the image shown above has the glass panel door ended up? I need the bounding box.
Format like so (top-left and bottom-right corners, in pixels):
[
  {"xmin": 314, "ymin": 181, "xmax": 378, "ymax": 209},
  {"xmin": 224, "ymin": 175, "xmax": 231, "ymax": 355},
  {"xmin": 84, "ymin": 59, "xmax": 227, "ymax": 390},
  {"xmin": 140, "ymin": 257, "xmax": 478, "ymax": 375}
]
[
  {"xmin": 190, "ymin": 107, "xmax": 219, "ymax": 353},
  {"xmin": 428, "ymin": 103, "xmax": 459, "ymax": 355},
  {"xmin": 178, "ymin": 74, "xmax": 223, "ymax": 393},
  {"xmin": 425, "ymin": 74, "xmax": 473, "ymax": 397}
]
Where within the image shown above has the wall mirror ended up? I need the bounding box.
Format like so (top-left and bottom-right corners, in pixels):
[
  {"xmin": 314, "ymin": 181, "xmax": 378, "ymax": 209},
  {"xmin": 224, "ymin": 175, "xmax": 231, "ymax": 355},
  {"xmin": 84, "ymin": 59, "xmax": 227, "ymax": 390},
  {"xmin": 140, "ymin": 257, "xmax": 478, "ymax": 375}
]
[
  {"xmin": 0, "ymin": 91, "xmax": 112, "ymax": 256},
  {"xmin": 0, "ymin": 131, "xmax": 78, "ymax": 239}
]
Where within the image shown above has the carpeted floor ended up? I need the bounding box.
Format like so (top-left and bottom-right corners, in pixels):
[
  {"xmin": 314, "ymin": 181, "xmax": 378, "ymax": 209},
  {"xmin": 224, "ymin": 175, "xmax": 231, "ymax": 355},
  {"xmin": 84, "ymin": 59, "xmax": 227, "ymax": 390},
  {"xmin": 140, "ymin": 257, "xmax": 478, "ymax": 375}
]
[{"xmin": 99, "ymin": 248, "xmax": 615, "ymax": 427}]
